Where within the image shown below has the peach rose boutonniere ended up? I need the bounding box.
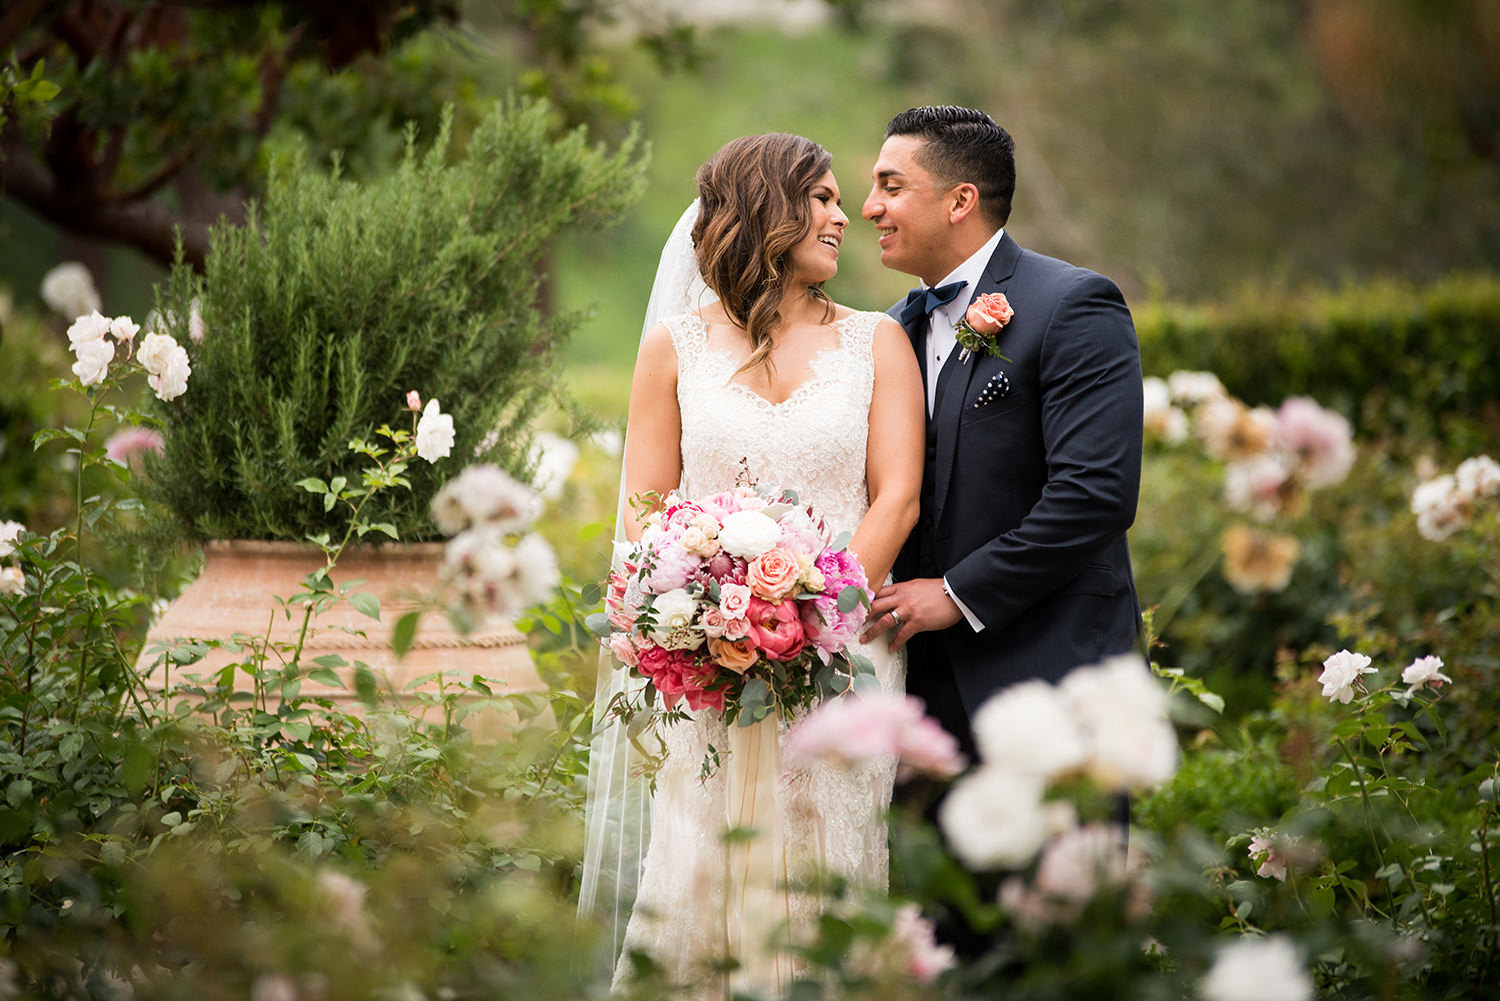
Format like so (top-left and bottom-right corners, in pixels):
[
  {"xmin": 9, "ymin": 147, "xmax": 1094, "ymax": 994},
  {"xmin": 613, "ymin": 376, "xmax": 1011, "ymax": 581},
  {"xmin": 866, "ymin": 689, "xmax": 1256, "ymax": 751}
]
[{"xmin": 955, "ymin": 292, "xmax": 1014, "ymax": 364}]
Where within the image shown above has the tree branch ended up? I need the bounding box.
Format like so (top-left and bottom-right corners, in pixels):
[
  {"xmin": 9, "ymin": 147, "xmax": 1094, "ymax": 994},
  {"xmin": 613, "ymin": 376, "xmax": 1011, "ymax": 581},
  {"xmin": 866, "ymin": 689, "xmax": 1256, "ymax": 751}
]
[{"xmin": 1, "ymin": 134, "xmax": 214, "ymax": 269}]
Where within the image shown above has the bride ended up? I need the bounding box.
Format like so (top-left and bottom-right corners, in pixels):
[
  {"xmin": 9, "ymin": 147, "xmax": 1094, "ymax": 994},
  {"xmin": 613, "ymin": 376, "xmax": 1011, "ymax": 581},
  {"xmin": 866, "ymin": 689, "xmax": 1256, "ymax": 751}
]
[{"xmin": 580, "ymin": 133, "xmax": 925, "ymax": 999}]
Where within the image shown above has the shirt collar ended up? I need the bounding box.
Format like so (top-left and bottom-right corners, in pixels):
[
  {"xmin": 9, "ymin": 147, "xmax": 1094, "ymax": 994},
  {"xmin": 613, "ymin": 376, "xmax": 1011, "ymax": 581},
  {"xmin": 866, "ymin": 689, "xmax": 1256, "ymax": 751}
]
[{"xmin": 926, "ymin": 227, "xmax": 1005, "ymax": 325}]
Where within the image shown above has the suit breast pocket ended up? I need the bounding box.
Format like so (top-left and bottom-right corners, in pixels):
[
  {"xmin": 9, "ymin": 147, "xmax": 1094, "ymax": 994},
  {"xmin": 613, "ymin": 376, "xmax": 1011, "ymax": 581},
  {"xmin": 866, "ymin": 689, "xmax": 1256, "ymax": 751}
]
[{"xmin": 960, "ymin": 395, "xmax": 1026, "ymax": 427}]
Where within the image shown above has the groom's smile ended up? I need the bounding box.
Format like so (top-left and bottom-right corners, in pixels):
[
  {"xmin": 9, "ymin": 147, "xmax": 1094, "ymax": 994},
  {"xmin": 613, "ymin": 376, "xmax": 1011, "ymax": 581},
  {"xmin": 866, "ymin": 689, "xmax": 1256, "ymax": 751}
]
[{"xmin": 862, "ymin": 134, "xmax": 959, "ymax": 286}]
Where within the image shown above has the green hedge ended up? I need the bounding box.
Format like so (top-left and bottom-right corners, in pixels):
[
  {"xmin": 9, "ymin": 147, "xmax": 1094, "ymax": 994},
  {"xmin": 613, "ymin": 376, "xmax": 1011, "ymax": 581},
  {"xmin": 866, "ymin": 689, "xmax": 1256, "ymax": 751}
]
[{"xmin": 1135, "ymin": 273, "xmax": 1500, "ymax": 453}]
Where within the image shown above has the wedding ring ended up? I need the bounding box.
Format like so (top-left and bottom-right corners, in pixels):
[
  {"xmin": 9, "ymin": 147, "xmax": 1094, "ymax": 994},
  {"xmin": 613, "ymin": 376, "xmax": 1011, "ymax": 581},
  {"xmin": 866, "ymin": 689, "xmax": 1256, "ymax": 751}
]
[{"xmin": 889, "ymin": 610, "xmax": 902, "ymax": 628}]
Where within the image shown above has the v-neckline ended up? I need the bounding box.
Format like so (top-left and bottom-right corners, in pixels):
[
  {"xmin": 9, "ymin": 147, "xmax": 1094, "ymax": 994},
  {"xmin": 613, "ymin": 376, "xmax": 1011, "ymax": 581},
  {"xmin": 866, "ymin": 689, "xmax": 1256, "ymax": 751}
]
[{"xmin": 692, "ymin": 312, "xmax": 851, "ymax": 410}]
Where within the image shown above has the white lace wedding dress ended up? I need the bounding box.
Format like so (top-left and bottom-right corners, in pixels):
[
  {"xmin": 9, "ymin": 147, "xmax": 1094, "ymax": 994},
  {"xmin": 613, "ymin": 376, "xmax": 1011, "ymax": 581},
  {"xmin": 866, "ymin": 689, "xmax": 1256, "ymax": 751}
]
[{"xmin": 611, "ymin": 308, "xmax": 904, "ymax": 1000}]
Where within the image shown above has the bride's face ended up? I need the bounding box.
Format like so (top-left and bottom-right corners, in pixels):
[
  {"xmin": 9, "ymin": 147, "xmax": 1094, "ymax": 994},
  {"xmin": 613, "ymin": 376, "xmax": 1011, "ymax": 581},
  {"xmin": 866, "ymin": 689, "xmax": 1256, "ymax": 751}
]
[{"xmin": 786, "ymin": 171, "xmax": 848, "ymax": 287}]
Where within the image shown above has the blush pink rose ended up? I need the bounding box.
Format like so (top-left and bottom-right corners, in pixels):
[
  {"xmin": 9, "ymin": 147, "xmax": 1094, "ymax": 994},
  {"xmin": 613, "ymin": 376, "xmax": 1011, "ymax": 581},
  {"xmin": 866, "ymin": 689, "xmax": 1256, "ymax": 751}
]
[
  {"xmin": 708, "ymin": 635, "xmax": 758, "ymax": 673},
  {"xmin": 747, "ymin": 597, "xmax": 805, "ymax": 661},
  {"xmin": 718, "ymin": 582, "xmax": 753, "ymax": 619},
  {"xmin": 700, "ymin": 605, "xmax": 728, "ymax": 639},
  {"xmin": 607, "ymin": 632, "xmax": 639, "ymax": 667},
  {"xmin": 748, "ymin": 546, "xmax": 801, "ymax": 601},
  {"xmin": 965, "ymin": 292, "xmax": 1014, "ymax": 336}
]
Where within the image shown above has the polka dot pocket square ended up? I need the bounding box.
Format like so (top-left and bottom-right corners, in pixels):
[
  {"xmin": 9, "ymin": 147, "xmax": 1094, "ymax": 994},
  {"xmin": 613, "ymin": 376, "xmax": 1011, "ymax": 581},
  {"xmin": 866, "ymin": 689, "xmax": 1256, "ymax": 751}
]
[{"xmin": 970, "ymin": 371, "xmax": 1012, "ymax": 410}]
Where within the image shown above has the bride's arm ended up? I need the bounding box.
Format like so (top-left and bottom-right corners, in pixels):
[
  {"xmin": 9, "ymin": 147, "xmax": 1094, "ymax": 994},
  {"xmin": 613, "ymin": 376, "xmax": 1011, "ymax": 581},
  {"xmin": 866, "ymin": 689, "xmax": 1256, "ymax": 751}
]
[
  {"xmin": 621, "ymin": 322, "xmax": 682, "ymax": 542},
  {"xmin": 848, "ymin": 317, "xmax": 925, "ymax": 588}
]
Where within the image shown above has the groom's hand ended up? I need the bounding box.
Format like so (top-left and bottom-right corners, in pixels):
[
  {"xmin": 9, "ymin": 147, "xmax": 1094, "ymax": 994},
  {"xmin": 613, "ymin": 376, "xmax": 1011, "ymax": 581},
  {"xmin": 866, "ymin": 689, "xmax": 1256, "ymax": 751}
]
[{"xmin": 861, "ymin": 578, "xmax": 962, "ymax": 652}]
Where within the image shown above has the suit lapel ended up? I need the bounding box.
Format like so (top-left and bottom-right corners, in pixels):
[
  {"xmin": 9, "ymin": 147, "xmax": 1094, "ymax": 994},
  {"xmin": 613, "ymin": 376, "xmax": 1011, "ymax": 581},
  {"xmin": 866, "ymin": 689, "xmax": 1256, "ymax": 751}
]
[{"xmin": 931, "ymin": 233, "xmax": 1023, "ymax": 525}]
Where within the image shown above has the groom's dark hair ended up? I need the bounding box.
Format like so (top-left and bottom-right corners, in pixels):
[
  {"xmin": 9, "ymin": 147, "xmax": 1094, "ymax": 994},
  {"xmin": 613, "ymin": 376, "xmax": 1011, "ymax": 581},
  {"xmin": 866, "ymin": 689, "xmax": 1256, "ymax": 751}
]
[{"xmin": 886, "ymin": 106, "xmax": 1015, "ymax": 227}]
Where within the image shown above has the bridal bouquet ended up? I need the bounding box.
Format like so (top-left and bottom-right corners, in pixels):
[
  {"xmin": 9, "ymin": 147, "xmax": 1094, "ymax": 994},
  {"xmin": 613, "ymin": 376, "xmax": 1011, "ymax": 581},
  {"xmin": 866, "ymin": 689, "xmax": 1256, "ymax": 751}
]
[{"xmin": 599, "ymin": 485, "xmax": 876, "ymax": 727}]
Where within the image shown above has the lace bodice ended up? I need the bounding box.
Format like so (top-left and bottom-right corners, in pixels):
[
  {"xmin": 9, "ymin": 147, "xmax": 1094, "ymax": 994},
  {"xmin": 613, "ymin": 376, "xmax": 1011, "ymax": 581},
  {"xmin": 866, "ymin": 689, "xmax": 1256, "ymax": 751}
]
[{"xmin": 667, "ymin": 309, "xmax": 882, "ymax": 537}]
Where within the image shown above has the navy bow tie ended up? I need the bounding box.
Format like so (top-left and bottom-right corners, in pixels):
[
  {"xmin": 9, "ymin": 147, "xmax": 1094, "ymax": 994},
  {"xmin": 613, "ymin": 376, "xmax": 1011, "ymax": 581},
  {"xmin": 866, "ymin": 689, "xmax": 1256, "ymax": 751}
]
[{"xmin": 899, "ymin": 280, "xmax": 968, "ymax": 328}]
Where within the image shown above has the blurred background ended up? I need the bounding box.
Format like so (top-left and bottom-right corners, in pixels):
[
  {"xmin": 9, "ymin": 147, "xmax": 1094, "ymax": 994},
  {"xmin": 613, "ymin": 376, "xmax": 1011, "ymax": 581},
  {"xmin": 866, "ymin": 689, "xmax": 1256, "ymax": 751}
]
[{"xmin": 5, "ymin": 0, "xmax": 1498, "ymax": 416}]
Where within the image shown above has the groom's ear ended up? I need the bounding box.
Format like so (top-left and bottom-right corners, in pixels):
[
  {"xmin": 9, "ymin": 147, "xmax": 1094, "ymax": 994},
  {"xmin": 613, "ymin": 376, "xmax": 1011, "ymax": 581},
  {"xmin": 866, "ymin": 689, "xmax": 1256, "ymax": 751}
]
[{"xmin": 946, "ymin": 182, "xmax": 982, "ymax": 225}]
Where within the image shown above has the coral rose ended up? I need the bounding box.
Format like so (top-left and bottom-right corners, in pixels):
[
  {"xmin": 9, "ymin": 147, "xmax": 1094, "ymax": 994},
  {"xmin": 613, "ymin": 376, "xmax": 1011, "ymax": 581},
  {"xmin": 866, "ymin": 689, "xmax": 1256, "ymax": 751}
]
[{"xmin": 747, "ymin": 546, "xmax": 801, "ymax": 600}]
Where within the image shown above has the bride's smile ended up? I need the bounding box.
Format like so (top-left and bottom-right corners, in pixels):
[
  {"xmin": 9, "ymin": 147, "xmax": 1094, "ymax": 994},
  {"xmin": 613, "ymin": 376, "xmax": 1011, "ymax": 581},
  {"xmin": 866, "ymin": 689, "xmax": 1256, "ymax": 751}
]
[{"xmin": 787, "ymin": 170, "xmax": 848, "ymax": 287}]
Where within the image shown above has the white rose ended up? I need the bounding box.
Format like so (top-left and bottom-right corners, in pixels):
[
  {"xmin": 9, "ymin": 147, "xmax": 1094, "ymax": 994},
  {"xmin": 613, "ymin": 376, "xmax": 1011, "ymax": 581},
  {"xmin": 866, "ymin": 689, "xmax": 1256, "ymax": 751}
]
[
  {"xmin": 651, "ymin": 588, "xmax": 697, "ymax": 635},
  {"xmin": 527, "ymin": 431, "xmax": 579, "ymax": 500},
  {"xmin": 972, "ymin": 679, "xmax": 1087, "ymax": 781},
  {"xmin": 512, "ymin": 532, "xmax": 561, "ymax": 608},
  {"xmin": 430, "ymin": 464, "xmax": 538, "ymax": 535},
  {"xmin": 1060, "ymin": 655, "xmax": 1179, "ymax": 793},
  {"xmin": 136, "ymin": 331, "xmax": 179, "ymax": 374},
  {"xmin": 938, "ymin": 767, "xmax": 1050, "ymax": 870},
  {"xmin": 415, "ymin": 399, "xmax": 455, "ymax": 463},
  {"xmin": 1166, "ymin": 369, "xmax": 1226, "ymax": 405},
  {"xmin": 1400, "ymin": 655, "xmax": 1452, "ymax": 696},
  {"xmin": 0, "ymin": 521, "xmax": 24, "ymax": 557},
  {"xmin": 147, "ymin": 345, "xmax": 191, "ymax": 401},
  {"xmin": 71, "ymin": 336, "xmax": 115, "ymax": 386},
  {"xmin": 1411, "ymin": 474, "xmax": 1466, "ymax": 541},
  {"xmin": 108, "ymin": 315, "xmax": 139, "ymax": 344},
  {"xmin": 1455, "ymin": 455, "xmax": 1500, "ymax": 500},
  {"xmin": 0, "ymin": 566, "xmax": 24, "ymax": 596},
  {"xmin": 1201, "ymin": 934, "xmax": 1313, "ymax": 1001},
  {"xmin": 66, "ymin": 310, "xmax": 111, "ymax": 347},
  {"xmin": 717, "ymin": 509, "xmax": 780, "ymax": 558},
  {"xmin": 1317, "ymin": 648, "xmax": 1375, "ymax": 704},
  {"xmin": 41, "ymin": 262, "xmax": 101, "ymax": 320}
]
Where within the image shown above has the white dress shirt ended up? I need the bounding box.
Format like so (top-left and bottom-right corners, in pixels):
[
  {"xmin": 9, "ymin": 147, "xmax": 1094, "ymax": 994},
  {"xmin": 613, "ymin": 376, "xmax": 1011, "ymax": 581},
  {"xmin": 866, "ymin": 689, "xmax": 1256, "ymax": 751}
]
[{"xmin": 923, "ymin": 227, "xmax": 1006, "ymax": 633}]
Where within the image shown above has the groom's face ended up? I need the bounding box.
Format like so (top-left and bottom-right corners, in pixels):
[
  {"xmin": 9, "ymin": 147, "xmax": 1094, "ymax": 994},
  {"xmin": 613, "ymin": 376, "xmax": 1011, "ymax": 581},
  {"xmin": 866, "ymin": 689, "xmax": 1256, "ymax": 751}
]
[{"xmin": 862, "ymin": 135, "xmax": 956, "ymax": 286}]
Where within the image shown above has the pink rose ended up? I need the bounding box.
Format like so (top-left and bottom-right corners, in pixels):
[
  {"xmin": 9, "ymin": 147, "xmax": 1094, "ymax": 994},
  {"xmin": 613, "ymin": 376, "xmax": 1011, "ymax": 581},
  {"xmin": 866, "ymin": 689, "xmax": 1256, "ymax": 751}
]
[
  {"xmin": 747, "ymin": 597, "xmax": 805, "ymax": 661},
  {"xmin": 700, "ymin": 605, "xmax": 728, "ymax": 639},
  {"xmin": 608, "ymin": 632, "xmax": 639, "ymax": 667},
  {"xmin": 720, "ymin": 615, "xmax": 750, "ymax": 641},
  {"xmin": 748, "ymin": 546, "xmax": 801, "ymax": 600},
  {"xmin": 708, "ymin": 635, "xmax": 758, "ymax": 674},
  {"xmin": 965, "ymin": 292, "xmax": 1013, "ymax": 336},
  {"xmin": 406, "ymin": 390, "xmax": 422, "ymax": 411},
  {"xmin": 718, "ymin": 582, "xmax": 752, "ymax": 619}
]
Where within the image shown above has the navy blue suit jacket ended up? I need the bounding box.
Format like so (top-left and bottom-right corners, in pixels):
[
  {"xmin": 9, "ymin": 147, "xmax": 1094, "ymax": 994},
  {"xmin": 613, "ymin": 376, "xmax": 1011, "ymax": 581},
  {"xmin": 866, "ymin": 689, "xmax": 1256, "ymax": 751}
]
[{"xmin": 892, "ymin": 232, "xmax": 1144, "ymax": 717}]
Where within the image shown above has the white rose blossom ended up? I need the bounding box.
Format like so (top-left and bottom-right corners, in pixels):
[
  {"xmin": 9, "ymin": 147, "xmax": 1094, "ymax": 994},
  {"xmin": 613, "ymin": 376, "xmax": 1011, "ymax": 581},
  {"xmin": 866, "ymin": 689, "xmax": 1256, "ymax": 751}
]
[
  {"xmin": 442, "ymin": 527, "xmax": 559, "ymax": 619},
  {"xmin": 430, "ymin": 464, "xmax": 538, "ymax": 535},
  {"xmin": 527, "ymin": 430, "xmax": 579, "ymax": 500},
  {"xmin": 414, "ymin": 398, "xmax": 455, "ymax": 463},
  {"xmin": 0, "ymin": 521, "xmax": 24, "ymax": 557},
  {"xmin": 717, "ymin": 509, "xmax": 781, "ymax": 558},
  {"xmin": 1166, "ymin": 369, "xmax": 1226, "ymax": 406},
  {"xmin": 938, "ymin": 767, "xmax": 1052, "ymax": 870},
  {"xmin": 1454, "ymin": 454, "xmax": 1500, "ymax": 500},
  {"xmin": 971, "ymin": 679, "xmax": 1088, "ymax": 781},
  {"xmin": 1200, "ymin": 934, "xmax": 1313, "ymax": 1001},
  {"xmin": 70, "ymin": 336, "xmax": 115, "ymax": 386},
  {"xmin": 1411, "ymin": 474, "xmax": 1466, "ymax": 541},
  {"xmin": 0, "ymin": 566, "xmax": 24, "ymax": 597},
  {"xmin": 66, "ymin": 310, "xmax": 111, "ymax": 347},
  {"xmin": 1317, "ymin": 649, "xmax": 1375, "ymax": 704},
  {"xmin": 108, "ymin": 315, "xmax": 139, "ymax": 346},
  {"xmin": 41, "ymin": 262, "xmax": 101, "ymax": 320},
  {"xmin": 1400, "ymin": 655, "xmax": 1452, "ymax": 696},
  {"xmin": 149, "ymin": 347, "xmax": 191, "ymax": 401},
  {"xmin": 1059, "ymin": 654, "xmax": 1179, "ymax": 793},
  {"xmin": 1142, "ymin": 376, "xmax": 1190, "ymax": 443}
]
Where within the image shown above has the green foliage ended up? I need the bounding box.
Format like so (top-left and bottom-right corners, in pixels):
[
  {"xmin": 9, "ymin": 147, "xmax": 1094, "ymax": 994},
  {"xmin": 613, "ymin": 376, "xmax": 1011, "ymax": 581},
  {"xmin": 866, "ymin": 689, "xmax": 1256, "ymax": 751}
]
[
  {"xmin": 1137, "ymin": 274, "xmax": 1500, "ymax": 453},
  {"xmin": 144, "ymin": 98, "xmax": 646, "ymax": 543}
]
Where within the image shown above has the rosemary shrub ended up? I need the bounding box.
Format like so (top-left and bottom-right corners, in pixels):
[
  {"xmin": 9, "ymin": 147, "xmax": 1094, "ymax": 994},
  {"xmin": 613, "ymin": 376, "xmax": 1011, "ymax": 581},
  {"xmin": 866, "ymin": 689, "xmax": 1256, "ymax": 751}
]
[{"xmin": 146, "ymin": 97, "xmax": 645, "ymax": 542}]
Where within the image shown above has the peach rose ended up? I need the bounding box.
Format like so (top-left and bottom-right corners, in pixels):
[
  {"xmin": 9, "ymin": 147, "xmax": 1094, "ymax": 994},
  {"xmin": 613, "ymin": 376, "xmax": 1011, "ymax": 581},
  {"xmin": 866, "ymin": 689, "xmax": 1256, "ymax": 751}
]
[
  {"xmin": 747, "ymin": 546, "xmax": 801, "ymax": 601},
  {"xmin": 965, "ymin": 292, "xmax": 1013, "ymax": 336},
  {"xmin": 708, "ymin": 635, "xmax": 758, "ymax": 673}
]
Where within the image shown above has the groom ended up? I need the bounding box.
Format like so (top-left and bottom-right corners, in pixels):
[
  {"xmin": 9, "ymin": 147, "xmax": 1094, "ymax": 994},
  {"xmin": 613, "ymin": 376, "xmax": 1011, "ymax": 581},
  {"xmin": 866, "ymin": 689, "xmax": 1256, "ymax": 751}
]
[{"xmin": 861, "ymin": 106, "xmax": 1144, "ymax": 760}]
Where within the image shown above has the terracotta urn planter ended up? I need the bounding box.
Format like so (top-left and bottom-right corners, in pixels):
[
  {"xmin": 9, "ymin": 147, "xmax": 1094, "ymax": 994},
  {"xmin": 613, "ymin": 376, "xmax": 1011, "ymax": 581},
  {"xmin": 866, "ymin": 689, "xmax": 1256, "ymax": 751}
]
[{"xmin": 138, "ymin": 540, "xmax": 542, "ymax": 712}]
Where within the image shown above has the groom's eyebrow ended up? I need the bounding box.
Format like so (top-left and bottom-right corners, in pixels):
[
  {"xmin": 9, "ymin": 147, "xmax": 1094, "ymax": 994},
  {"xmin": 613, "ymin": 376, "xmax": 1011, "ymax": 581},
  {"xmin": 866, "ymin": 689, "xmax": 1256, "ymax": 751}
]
[{"xmin": 874, "ymin": 168, "xmax": 903, "ymax": 184}]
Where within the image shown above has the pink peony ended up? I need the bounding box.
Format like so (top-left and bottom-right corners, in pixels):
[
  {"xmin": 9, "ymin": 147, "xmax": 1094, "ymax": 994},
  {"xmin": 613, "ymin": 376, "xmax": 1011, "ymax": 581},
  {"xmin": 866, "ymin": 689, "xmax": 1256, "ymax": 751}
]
[{"xmin": 747, "ymin": 596, "xmax": 805, "ymax": 661}]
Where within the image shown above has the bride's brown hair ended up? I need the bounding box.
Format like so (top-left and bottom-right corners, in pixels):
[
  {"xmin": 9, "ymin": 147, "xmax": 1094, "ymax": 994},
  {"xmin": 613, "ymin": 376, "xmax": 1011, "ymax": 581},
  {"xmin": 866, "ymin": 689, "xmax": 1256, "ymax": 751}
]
[{"xmin": 692, "ymin": 133, "xmax": 834, "ymax": 375}]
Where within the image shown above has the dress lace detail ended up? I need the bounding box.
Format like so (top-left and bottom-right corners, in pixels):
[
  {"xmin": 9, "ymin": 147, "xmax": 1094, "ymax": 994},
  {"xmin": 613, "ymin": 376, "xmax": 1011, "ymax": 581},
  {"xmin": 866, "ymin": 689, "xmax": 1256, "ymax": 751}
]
[{"xmin": 613, "ymin": 309, "xmax": 905, "ymax": 999}]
